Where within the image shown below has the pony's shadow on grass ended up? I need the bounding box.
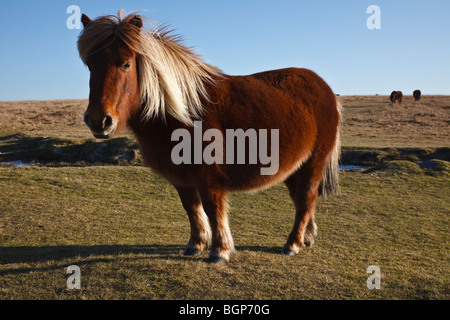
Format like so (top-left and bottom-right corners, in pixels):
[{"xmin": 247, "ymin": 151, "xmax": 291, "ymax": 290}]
[
  {"xmin": 0, "ymin": 244, "xmax": 187, "ymax": 275},
  {"xmin": 237, "ymin": 245, "xmax": 282, "ymax": 255},
  {"xmin": 0, "ymin": 244, "xmax": 282, "ymax": 275}
]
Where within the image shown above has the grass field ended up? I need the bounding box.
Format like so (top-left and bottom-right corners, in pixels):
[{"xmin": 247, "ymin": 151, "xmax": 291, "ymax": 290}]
[{"xmin": 0, "ymin": 95, "xmax": 449, "ymax": 300}]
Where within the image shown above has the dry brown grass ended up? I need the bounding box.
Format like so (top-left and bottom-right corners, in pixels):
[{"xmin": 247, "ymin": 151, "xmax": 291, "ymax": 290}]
[
  {"xmin": 0, "ymin": 100, "xmax": 133, "ymax": 140},
  {"xmin": 340, "ymin": 95, "xmax": 450, "ymax": 148}
]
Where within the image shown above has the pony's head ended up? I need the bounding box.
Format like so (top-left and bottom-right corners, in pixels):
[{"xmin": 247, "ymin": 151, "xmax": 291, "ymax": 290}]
[
  {"xmin": 78, "ymin": 12, "xmax": 142, "ymax": 139},
  {"xmin": 78, "ymin": 11, "xmax": 222, "ymax": 139}
]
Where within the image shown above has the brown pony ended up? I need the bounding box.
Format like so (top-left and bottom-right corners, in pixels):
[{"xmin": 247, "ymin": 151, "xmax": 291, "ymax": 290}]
[
  {"xmin": 390, "ymin": 90, "xmax": 403, "ymax": 104},
  {"xmin": 413, "ymin": 90, "xmax": 421, "ymax": 101},
  {"xmin": 78, "ymin": 11, "xmax": 341, "ymax": 263}
]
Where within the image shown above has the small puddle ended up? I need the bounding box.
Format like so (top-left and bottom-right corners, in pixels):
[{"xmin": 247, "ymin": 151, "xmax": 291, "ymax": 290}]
[
  {"xmin": 1, "ymin": 160, "xmax": 367, "ymax": 171},
  {"xmin": 339, "ymin": 165, "xmax": 367, "ymax": 171},
  {"xmin": 0, "ymin": 160, "xmax": 36, "ymax": 168}
]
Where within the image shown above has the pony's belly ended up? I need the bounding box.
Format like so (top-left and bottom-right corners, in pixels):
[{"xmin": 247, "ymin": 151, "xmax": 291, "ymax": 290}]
[{"xmin": 223, "ymin": 156, "xmax": 309, "ymax": 192}]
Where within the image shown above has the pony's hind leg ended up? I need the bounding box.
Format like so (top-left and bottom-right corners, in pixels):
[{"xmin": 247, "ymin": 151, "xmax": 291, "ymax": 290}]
[
  {"xmin": 282, "ymin": 158, "xmax": 324, "ymax": 255},
  {"xmin": 198, "ymin": 188, "xmax": 235, "ymax": 263},
  {"xmin": 176, "ymin": 186, "xmax": 212, "ymax": 256}
]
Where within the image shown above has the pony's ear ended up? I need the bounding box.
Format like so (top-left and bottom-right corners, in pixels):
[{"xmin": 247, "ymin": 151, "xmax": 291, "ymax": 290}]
[
  {"xmin": 130, "ymin": 15, "xmax": 143, "ymax": 28},
  {"xmin": 81, "ymin": 14, "xmax": 92, "ymax": 28}
]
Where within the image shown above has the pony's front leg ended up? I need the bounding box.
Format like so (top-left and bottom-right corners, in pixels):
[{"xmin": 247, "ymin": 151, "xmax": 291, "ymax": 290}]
[
  {"xmin": 198, "ymin": 188, "xmax": 235, "ymax": 263},
  {"xmin": 176, "ymin": 186, "xmax": 211, "ymax": 256}
]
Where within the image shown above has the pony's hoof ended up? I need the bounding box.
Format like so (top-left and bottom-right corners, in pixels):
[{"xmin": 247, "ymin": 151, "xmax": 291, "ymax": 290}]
[
  {"xmin": 281, "ymin": 248, "xmax": 296, "ymax": 256},
  {"xmin": 183, "ymin": 247, "xmax": 202, "ymax": 256},
  {"xmin": 281, "ymin": 244, "xmax": 299, "ymax": 256}
]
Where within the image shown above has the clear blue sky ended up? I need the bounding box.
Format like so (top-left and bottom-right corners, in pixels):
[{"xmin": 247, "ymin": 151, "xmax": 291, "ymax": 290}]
[{"xmin": 0, "ymin": 0, "xmax": 449, "ymax": 101}]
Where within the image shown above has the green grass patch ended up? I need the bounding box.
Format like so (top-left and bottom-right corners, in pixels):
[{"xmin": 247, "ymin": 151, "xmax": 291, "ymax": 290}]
[
  {"xmin": 341, "ymin": 146, "xmax": 450, "ymax": 167},
  {"xmin": 1, "ymin": 166, "xmax": 448, "ymax": 299}
]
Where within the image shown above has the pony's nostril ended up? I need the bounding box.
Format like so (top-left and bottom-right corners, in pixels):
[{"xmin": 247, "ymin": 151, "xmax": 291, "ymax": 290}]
[
  {"xmin": 103, "ymin": 114, "xmax": 114, "ymax": 130},
  {"xmin": 83, "ymin": 112, "xmax": 90, "ymax": 128}
]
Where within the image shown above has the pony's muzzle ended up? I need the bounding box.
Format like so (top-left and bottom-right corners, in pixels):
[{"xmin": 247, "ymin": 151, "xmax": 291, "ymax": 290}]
[{"xmin": 84, "ymin": 111, "xmax": 117, "ymax": 139}]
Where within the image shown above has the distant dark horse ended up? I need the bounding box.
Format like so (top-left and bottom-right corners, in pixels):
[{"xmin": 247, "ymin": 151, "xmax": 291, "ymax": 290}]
[
  {"xmin": 390, "ymin": 91, "xmax": 403, "ymax": 104},
  {"xmin": 413, "ymin": 90, "xmax": 421, "ymax": 101},
  {"xmin": 78, "ymin": 11, "xmax": 341, "ymax": 263}
]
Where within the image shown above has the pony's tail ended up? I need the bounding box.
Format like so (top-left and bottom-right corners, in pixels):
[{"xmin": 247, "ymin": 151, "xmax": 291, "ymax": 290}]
[{"xmin": 319, "ymin": 99, "xmax": 342, "ymax": 196}]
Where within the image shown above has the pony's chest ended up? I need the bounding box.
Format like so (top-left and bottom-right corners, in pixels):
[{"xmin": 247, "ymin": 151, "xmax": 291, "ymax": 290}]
[{"xmin": 136, "ymin": 132, "xmax": 196, "ymax": 186}]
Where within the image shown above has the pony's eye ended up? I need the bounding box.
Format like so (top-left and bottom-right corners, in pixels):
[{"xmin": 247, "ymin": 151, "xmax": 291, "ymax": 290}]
[{"xmin": 122, "ymin": 62, "xmax": 131, "ymax": 70}]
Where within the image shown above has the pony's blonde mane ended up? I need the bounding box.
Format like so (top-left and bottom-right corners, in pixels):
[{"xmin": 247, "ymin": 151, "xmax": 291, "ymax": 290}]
[{"xmin": 77, "ymin": 10, "xmax": 223, "ymax": 125}]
